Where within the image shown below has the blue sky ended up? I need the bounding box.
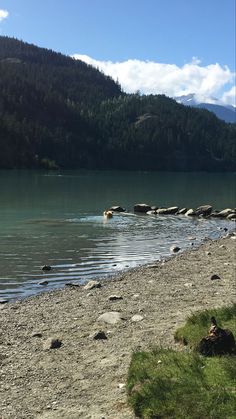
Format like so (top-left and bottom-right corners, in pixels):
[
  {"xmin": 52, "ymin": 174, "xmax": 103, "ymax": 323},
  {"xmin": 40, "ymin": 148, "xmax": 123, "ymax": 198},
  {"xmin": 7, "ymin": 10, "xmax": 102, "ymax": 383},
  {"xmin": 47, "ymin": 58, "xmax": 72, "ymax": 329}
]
[{"xmin": 0, "ymin": 0, "xmax": 235, "ymax": 105}]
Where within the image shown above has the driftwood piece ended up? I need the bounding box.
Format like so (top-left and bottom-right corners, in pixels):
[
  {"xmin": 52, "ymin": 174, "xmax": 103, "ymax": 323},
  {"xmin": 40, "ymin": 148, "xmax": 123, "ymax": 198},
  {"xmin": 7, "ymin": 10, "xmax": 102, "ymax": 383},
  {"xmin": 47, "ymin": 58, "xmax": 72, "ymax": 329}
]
[{"xmin": 197, "ymin": 317, "xmax": 236, "ymax": 356}]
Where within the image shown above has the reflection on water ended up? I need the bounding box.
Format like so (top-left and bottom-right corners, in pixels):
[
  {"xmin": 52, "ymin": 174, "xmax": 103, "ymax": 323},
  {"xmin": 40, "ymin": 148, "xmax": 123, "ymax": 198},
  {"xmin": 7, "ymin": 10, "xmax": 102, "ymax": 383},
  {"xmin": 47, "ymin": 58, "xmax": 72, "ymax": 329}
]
[{"xmin": 0, "ymin": 170, "xmax": 235, "ymax": 300}]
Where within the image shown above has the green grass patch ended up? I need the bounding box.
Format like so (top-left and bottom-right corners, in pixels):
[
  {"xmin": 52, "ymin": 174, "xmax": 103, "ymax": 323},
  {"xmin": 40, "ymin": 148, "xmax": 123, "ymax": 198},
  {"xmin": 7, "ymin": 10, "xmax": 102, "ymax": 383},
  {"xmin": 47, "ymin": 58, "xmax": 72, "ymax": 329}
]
[
  {"xmin": 127, "ymin": 305, "xmax": 236, "ymax": 418},
  {"xmin": 174, "ymin": 304, "xmax": 236, "ymax": 349}
]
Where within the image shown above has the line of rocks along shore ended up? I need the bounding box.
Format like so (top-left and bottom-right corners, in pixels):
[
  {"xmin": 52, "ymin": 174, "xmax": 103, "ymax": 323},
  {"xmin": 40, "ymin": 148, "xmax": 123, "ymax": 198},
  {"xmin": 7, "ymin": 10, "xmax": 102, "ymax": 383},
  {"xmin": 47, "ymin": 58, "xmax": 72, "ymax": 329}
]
[{"xmin": 108, "ymin": 204, "xmax": 236, "ymax": 220}]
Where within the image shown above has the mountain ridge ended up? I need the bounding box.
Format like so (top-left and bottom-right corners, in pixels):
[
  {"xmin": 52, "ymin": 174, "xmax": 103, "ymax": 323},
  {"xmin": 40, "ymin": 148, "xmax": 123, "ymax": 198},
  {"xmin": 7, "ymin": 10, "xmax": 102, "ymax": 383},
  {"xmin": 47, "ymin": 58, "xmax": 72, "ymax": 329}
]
[
  {"xmin": 0, "ymin": 36, "xmax": 235, "ymax": 171},
  {"xmin": 175, "ymin": 93, "xmax": 236, "ymax": 123}
]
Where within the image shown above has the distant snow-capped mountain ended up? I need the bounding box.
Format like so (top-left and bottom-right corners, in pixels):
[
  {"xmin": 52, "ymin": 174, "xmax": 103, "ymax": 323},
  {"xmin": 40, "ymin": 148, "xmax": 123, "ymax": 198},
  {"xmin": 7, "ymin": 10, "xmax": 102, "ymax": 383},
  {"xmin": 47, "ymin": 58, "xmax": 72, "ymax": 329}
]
[{"xmin": 175, "ymin": 93, "xmax": 236, "ymax": 123}]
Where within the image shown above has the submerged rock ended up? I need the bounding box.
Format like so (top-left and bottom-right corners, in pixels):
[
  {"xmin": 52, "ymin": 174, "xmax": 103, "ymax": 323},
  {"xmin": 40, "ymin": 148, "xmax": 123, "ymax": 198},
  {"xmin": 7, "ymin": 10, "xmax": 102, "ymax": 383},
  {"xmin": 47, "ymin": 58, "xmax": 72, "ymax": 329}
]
[
  {"xmin": 170, "ymin": 245, "xmax": 181, "ymax": 253},
  {"xmin": 42, "ymin": 265, "xmax": 52, "ymax": 271},
  {"xmin": 38, "ymin": 280, "xmax": 49, "ymax": 286}
]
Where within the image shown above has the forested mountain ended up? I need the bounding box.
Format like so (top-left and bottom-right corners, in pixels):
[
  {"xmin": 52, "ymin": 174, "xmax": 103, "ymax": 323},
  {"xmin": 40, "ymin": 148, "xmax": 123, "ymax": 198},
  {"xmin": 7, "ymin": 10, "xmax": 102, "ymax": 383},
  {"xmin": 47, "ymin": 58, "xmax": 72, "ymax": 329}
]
[{"xmin": 0, "ymin": 36, "xmax": 235, "ymax": 170}]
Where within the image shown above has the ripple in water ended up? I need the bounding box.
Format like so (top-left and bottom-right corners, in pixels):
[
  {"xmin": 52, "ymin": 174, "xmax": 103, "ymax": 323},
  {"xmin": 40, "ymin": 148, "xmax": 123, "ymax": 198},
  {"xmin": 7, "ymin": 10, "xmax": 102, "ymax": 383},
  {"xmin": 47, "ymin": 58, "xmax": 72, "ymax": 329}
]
[{"xmin": 0, "ymin": 212, "xmax": 234, "ymax": 300}]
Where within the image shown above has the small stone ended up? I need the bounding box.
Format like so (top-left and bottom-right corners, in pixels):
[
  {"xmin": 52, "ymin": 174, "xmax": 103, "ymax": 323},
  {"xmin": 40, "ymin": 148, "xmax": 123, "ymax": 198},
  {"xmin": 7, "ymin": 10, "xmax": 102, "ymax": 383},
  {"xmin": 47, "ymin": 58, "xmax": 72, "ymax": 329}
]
[
  {"xmin": 211, "ymin": 274, "xmax": 221, "ymax": 280},
  {"xmin": 170, "ymin": 245, "xmax": 181, "ymax": 253},
  {"xmin": 97, "ymin": 312, "xmax": 124, "ymax": 324},
  {"xmin": 118, "ymin": 383, "xmax": 126, "ymax": 389},
  {"xmin": 42, "ymin": 265, "xmax": 52, "ymax": 271},
  {"xmin": 184, "ymin": 282, "xmax": 194, "ymax": 287},
  {"xmin": 90, "ymin": 330, "xmax": 107, "ymax": 340},
  {"xmin": 31, "ymin": 332, "xmax": 43, "ymax": 338},
  {"xmin": 43, "ymin": 338, "xmax": 62, "ymax": 350},
  {"xmin": 108, "ymin": 295, "xmax": 123, "ymax": 301},
  {"xmin": 65, "ymin": 282, "xmax": 80, "ymax": 287},
  {"xmin": 0, "ymin": 299, "xmax": 8, "ymax": 304},
  {"xmin": 84, "ymin": 280, "xmax": 101, "ymax": 290},
  {"xmin": 206, "ymin": 251, "xmax": 211, "ymax": 255},
  {"xmin": 38, "ymin": 281, "xmax": 48, "ymax": 286},
  {"xmin": 131, "ymin": 314, "xmax": 144, "ymax": 322}
]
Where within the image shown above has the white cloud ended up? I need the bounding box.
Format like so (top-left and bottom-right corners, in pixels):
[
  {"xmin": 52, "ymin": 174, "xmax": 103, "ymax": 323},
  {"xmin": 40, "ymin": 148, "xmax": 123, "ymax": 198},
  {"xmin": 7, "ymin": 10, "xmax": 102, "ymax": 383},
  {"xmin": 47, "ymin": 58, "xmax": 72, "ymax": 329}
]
[
  {"xmin": 221, "ymin": 86, "xmax": 236, "ymax": 107},
  {"xmin": 72, "ymin": 54, "xmax": 235, "ymax": 105},
  {"xmin": 0, "ymin": 9, "xmax": 9, "ymax": 22}
]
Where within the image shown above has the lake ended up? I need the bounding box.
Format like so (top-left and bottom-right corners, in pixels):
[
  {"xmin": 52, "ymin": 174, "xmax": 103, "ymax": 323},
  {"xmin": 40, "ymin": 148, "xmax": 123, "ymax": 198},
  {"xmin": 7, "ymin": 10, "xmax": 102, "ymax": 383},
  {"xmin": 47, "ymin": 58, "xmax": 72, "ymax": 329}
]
[{"xmin": 0, "ymin": 170, "xmax": 235, "ymax": 301}]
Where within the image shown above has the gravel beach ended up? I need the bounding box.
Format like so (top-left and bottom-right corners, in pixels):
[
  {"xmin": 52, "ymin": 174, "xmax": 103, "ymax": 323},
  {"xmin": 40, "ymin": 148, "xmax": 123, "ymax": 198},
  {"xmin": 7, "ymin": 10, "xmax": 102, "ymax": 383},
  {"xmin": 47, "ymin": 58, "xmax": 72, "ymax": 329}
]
[{"xmin": 0, "ymin": 233, "xmax": 236, "ymax": 419}]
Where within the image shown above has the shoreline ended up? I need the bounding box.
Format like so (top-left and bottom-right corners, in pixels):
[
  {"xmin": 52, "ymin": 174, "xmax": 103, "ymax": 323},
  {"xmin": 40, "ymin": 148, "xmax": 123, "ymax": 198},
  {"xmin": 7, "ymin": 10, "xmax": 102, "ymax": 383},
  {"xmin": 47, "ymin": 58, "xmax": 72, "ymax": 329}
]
[{"xmin": 1, "ymin": 234, "xmax": 236, "ymax": 418}]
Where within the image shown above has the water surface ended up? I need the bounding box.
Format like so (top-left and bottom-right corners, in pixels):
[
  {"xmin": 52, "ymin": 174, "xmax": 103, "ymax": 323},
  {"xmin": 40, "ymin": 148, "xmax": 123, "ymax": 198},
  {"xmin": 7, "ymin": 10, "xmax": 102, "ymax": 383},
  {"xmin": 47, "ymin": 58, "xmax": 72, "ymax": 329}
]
[{"xmin": 0, "ymin": 170, "xmax": 235, "ymax": 300}]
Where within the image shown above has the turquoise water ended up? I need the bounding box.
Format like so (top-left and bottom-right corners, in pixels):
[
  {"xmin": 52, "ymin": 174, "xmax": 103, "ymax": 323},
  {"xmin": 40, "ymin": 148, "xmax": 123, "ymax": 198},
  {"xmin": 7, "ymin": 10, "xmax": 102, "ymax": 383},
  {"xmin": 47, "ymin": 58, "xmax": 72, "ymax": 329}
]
[{"xmin": 0, "ymin": 170, "xmax": 235, "ymax": 300}]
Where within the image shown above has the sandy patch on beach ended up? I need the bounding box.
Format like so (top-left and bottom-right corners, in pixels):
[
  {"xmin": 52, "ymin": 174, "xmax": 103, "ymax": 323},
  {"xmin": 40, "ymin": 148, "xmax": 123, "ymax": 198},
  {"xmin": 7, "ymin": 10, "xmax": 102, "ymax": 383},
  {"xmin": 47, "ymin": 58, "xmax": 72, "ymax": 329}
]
[{"xmin": 0, "ymin": 234, "xmax": 235, "ymax": 418}]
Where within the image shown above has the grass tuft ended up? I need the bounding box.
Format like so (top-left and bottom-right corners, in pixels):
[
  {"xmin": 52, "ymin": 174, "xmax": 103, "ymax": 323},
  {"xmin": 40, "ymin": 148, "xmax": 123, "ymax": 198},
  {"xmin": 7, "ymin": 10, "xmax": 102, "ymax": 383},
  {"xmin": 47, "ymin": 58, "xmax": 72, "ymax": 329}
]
[
  {"xmin": 127, "ymin": 305, "xmax": 236, "ymax": 418},
  {"xmin": 174, "ymin": 304, "xmax": 236, "ymax": 349}
]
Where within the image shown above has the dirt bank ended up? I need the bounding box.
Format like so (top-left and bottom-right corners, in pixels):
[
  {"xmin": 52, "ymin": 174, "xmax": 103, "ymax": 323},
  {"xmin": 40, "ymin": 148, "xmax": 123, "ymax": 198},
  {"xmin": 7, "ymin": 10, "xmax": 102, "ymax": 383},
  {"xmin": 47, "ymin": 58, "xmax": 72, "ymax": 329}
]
[{"xmin": 0, "ymin": 234, "xmax": 236, "ymax": 419}]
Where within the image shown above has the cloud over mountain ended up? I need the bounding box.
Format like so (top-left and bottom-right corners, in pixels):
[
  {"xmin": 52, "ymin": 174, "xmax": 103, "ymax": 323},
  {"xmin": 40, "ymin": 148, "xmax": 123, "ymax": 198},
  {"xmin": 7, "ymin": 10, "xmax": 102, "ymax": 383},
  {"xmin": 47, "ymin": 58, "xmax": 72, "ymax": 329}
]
[{"xmin": 72, "ymin": 54, "xmax": 236, "ymax": 107}]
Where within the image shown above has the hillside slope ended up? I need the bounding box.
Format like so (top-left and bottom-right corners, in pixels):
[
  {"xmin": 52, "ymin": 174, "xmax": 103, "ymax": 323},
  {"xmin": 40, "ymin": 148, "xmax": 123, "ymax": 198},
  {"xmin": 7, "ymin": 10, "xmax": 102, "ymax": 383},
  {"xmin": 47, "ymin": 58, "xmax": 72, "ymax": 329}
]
[{"xmin": 0, "ymin": 37, "xmax": 235, "ymax": 171}]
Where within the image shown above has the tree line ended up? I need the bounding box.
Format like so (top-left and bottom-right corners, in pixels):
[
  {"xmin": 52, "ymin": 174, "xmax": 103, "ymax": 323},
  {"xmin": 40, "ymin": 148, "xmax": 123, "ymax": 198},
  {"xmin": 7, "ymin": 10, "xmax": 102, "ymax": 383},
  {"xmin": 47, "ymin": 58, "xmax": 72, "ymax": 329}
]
[{"xmin": 0, "ymin": 36, "xmax": 235, "ymax": 170}]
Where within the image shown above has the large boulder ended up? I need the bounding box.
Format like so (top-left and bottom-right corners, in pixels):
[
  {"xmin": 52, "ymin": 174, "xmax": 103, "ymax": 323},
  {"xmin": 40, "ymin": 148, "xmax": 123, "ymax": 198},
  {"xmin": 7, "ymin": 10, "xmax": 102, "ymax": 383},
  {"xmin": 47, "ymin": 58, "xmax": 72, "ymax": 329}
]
[
  {"xmin": 156, "ymin": 206, "xmax": 178, "ymax": 215},
  {"xmin": 185, "ymin": 209, "xmax": 197, "ymax": 217},
  {"xmin": 109, "ymin": 206, "xmax": 126, "ymax": 212},
  {"xmin": 195, "ymin": 205, "xmax": 213, "ymax": 216},
  {"xmin": 178, "ymin": 208, "xmax": 188, "ymax": 215},
  {"xmin": 217, "ymin": 208, "xmax": 234, "ymax": 217},
  {"xmin": 134, "ymin": 203, "xmax": 152, "ymax": 213},
  {"xmin": 227, "ymin": 213, "xmax": 236, "ymax": 220}
]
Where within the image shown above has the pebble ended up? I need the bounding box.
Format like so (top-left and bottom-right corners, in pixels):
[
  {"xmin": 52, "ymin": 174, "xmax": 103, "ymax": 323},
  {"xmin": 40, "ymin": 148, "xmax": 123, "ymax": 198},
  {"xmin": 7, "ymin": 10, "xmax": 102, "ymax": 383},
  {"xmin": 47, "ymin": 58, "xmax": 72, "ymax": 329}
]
[
  {"xmin": 90, "ymin": 330, "xmax": 107, "ymax": 340},
  {"xmin": 38, "ymin": 281, "xmax": 48, "ymax": 286},
  {"xmin": 84, "ymin": 280, "xmax": 101, "ymax": 290},
  {"xmin": 31, "ymin": 332, "xmax": 43, "ymax": 338},
  {"xmin": 65, "ymin": 282, "xmax": 80, "ymax": 287},
  {"xmin": 43, "ymin": 338, "xmax": 62, "ymax": 350},
  {"xmin": 211, "ymin": 274, "xmax": 221, "ymax": 280},
  {"xmin": 97, "ymin": 312, "xmax": 124, "ymax": 324},
  {"xmin": 170, "ymin": 245, "xmax": 181, "ymax": 253},
  {"xmin": 131, "ymin": 314, "xmax": 144, "ymax": 322},
  {"xmin": 42, "ymin": 265, "xmax": 52, "ymax": 271},
  {"xmin": 0, "ymin": 299, "xmax": 8, "ymax": 304},
  {"xmin": 108, "ymin": 295, "xmax": 123, "ymax": 301}
]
